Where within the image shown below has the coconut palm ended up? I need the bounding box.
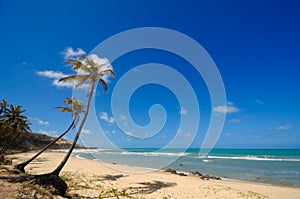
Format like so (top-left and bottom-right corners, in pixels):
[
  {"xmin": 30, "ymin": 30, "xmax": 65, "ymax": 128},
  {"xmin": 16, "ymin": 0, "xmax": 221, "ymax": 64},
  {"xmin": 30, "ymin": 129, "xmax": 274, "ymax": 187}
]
[
  {"xmin": 0, "ymin": 104, "xmax": 31, "ymax": 155},
  {"xmin": 34, "ymin": 54, "xmax": 114, "ymax": 196},
  {"xmin": 0, "ymin": 100, "xmax": 8, "ymax": 149},
  {"xmin": 52, "ymin": 55, "xmax": 114, "ymax": 176},
  {"xmin": 15, "ymin": 97, "xmax": 85, "ymax": 172}
]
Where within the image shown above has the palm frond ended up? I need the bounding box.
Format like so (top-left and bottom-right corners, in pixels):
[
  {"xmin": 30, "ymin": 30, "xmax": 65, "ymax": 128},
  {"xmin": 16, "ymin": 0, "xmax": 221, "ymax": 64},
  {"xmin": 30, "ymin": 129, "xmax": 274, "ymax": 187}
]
[
  {"xmin": 78, "ymin": 55, "xmax": 86, "ymax": 60},
  {"xmin": 74, "ymin": 74, "xmax": 91, "ymax": 88},
  {"xmin": 58, "ymin": 75, "xmax": 79, "ymax": 83},
  {"xmin": 99, "ymin": 78, "xmax": 108, "ymax": 93},
  {"xmin": 55, "ymin": 106, "xmax": 73, "ymax": 113},
  {"xmin": 65, "ymin": 59, "xmax": 84, "ymax": 71},
  {"xmin": 101, "ymin": 69, "xmax": 115, "ymax": 77}
]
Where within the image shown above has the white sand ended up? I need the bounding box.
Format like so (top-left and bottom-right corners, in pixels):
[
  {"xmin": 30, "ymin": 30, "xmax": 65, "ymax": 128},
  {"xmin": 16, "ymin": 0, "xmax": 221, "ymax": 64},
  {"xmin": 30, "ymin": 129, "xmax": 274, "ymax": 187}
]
[{"xmin": 10, "ymin": 151, "xmax": 300, "ymax": 199}]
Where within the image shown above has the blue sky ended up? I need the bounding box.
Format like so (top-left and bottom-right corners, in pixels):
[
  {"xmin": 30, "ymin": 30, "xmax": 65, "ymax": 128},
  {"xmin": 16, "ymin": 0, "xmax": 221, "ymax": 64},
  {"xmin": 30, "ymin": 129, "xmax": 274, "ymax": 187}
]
[{"xmin": 0, "ymin": 0, "xmax": 299, "ymax": 149}]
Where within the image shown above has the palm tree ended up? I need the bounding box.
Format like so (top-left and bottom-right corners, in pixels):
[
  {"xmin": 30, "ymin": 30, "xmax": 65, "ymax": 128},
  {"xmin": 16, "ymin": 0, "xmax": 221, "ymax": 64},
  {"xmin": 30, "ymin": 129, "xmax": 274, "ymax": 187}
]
[
  {"xmin": 0, "ymin": 104, "xmax": 31, "ymax": 155},
  {"xmin": 0, "ymin": 100, "xmax": 8, "ymax": 150},
  {"xmin": 0, "ymin": 99, "xmax": 8, "ymax": 115},
  {"xmin": 52, "ymin": 55, "xmax": 114, "ymax": 176},
  {"xmin": 34, "ymin": 54, "xmax": 114, "ymax": 196},
  {"xmin": 15, "ymin": 97, "xmax": 85, "ymax": 172}
]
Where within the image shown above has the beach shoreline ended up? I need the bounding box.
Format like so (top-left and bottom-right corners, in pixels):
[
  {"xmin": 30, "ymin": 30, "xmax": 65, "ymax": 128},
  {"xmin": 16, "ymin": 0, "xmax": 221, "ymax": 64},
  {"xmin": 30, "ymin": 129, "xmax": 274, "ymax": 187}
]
[{"xmin": 4, "ymin": 150, "xmax": 299, "ymax": 199}]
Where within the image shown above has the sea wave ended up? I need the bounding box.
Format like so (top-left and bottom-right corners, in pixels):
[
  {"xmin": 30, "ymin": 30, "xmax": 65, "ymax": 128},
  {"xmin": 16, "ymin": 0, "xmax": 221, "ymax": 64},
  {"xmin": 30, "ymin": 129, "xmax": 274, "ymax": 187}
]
[
  {"xmin": 120, "ymin": 151, "xmax": 188, "ymax": 157},
  {"xmin": 197, "ymin": 155, "xmax": 300, "ymax": 162},
  {"xmin": 72, "ymin": 150, "xmax": 188, "ymax": 157}
]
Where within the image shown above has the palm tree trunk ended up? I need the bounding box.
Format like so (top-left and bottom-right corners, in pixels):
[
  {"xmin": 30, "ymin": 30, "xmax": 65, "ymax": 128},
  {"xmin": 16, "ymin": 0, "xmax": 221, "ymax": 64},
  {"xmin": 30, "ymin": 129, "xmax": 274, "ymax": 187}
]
[
  {"xmin": 51, "ymin": 82, "xmax": 95, "ymax": 176},
  {"xmin": 14, "ymin": 120, "xmax": 75, "ymax": 172},
  {"xmin": 0, "ymin": 128, "xmax": 16, "ymax": 155}
]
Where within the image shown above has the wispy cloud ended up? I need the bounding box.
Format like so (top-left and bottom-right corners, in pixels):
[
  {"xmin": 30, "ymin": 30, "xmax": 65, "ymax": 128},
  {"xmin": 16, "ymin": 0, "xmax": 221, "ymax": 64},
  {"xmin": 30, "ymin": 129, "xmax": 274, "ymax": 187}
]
[
  {"xmin": 228, "ymin": 118, "xmax": 241, "ymax": 123},
  {"xmin": 62, "ymin": 47, "xmax": 86, "ymax": 59},
  {"xmin": 82, "ymin": 129, "xmax": 92, "ymax": 134},
  {"xmin": 225, "ymin": 133, "xmax": 232, "ymax": 137},
  {"xmin": 179, "ymin": 107, "xmax": 187, "ymax": 115},
  {"xmin": 30, "ymin": 117, "xmax": 50, "ymax": 126},
  {"xmin": 125, "ymin": 131, "xmax": 133, "ymax": 136},
  {"xmin": 36, "ymin": 70, "xmax": 66, "ymax": 79},
  {"xmin": 213, "ymin": 101, "xmax": 240, "ymax": 113},
  {"xmin": 256, "ymin": 99, "xmax": 266, "ymax": 105},
  {"xmin": 99, "ymin": 112, "xmax": 115, "ymax": 124},
  {"xmin": 37, "ymin": 70, "xmax": 74, "ymax": 88},
  {"xmin": 37, "ymin": 70, "xmax": 88, "ymax": 88},
  {"xmin": 275, "ymin": 125, "xmax": 292, "ymax": 130},
  {"xmin": 119, "ymin": 114, "xmax": 128, "ymax": 121}
]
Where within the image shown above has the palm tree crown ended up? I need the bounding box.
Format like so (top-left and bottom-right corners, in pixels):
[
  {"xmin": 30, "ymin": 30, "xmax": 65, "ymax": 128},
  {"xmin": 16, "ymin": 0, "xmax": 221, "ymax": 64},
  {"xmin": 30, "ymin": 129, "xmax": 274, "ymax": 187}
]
[{"xmin": 59, "ymin": 54, "xmax": 114, "ymax": 91}]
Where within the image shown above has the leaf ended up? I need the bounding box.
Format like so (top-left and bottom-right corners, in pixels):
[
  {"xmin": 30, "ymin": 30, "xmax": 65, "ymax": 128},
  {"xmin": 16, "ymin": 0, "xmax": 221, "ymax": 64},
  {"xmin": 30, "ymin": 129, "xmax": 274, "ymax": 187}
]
[
  {"xmin": 58, "ymin": 75, "xmax": 79, "ymax": 83},
  {"xmin": 75, "ymin": 74, "xmax": 91, "ymax": 88},
  {"xmin": 64, "ymin": 98, "xmax": 73, "ymax": 105},
  {"xmin": 78, "ymin": 55, "xmax": 86, "ymax": 60},
  {"xmin": 55, "ymin": 106, "xmax": 72, "ymax": 113},
  {"xmin": 99, "ymin": 78, "xmax": 108, "ymax": 93},
  {"xmin": 65, "ymin": 59, "xmax": 83, "ymax": 71},
  {"xmin": 101, "ymin": 69, "xmax": 115, "ymax": 77}
]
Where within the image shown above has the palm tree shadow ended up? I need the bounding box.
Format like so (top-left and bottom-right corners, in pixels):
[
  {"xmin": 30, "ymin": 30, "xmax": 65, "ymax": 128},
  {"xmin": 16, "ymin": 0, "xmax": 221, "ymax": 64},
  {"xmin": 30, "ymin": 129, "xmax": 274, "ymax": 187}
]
[
  {"xmin": 130, "ymin": 180, "xmax": 177, "ymax": 195},
  {"xmin": 99, "ymin": 174, "xmax": 128, "ymax": 181},
  {"xmin": 0, "ymin": 172, "xmax": 35, "ymax": 183}
]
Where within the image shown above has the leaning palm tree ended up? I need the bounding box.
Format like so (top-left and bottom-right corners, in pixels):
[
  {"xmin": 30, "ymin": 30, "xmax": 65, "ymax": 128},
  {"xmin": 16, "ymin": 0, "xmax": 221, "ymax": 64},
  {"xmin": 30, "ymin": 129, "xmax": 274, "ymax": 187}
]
[
  {"xmin": 15, "ymin": 97, "xmax": 85, "ymax": 172},
  {"xmin": 34, "ymin": 54, "xmax": 114, "ymax": 196},
  {"xmin": 52, "ymin": 55, "xmax": 114, "ymax": 176}
]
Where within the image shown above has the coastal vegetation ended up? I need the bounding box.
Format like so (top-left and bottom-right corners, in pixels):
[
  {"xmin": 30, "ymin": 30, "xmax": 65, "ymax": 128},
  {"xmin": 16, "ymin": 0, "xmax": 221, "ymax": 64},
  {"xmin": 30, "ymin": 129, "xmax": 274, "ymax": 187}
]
[
  {"xmin": 0, "ymin": 100, "xmax": 31, "ymax": 163},
  {"xmin": 14, "ymin": 97, "xmax": 85, "ymax": 172},
  {"xmin": 0, "ymin": 53, "xmax": 114, "ymax": 197}
]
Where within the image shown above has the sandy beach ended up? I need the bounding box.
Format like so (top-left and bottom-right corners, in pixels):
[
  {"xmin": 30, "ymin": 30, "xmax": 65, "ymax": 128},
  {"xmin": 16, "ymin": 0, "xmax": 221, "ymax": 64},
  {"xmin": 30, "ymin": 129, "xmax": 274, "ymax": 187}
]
[{"xmin": 3, "ymin": 151, "xmax": 298, "ymax": 199}]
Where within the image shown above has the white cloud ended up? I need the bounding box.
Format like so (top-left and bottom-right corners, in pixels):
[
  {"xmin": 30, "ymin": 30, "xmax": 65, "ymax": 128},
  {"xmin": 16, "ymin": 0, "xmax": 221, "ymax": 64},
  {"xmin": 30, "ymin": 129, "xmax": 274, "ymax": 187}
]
[
  {"xmin": 82, "ymin": 129, "xmax": 92, "ymax": 134},
  {"xmin": 256, "ymin": 100, "xmax": 266, "ymax": 105},
  {"xmin": 62, "ymin": 47, "xmax": 86, "ymax": 59},
  {"xmin": 185, "ymin": 132, "xmax": 192, "ymax": 137},
  {"xmin": 177, "ymin": 129, "xmax": 183, "ymax": 134},
  {"xmin": 213, "ymin": 105, "xmax": 239, "ymax": 113},
  {"xmin": 30, "ymin": 117, "xmax": 50, "ymax": 126},
  {"xmin": 36, "ymin": 70, "xmax": 66, "ymax": 79},
  {"xmin": 37, "ymin": 70, "xmax": 89, "ymax": 88},
  {"xmin": 225, "ymin": 133, "xmax": 232, "ymax": 137},
  {"xmin": 119, "ymin": 114, "xmax": 127, "ymax": 121},
  {"xmin": 228, "ymin": 118, "xmax": 241, "ymax": 123},
  {"xmin": 179, "ymin": 107, "xmax": 187, "ymax": 115},
  {"xmin": 37, "ymin": 70, "xmax": 72, "ymax": 88},
  {"xmin": 227, "ymin": 101, "xmax": 234, "ymax": 106},
  {"xmin": 213, "ymin": 102, "xmax": 240, "ymax": 113},
  {"xmin": 99, "ymin": 112, "xmax": 115, "ymax": 124},
  {"xmin": 38, "ymin": 120, "xmax": 50, "ymax": 125},
  {"xmin": 38, "ymin": 129, "xmax": 57, "ymax": 136},
  {"xmin": 275, "ymin": 125, "xmax": 292, "ymax": 130},
  {"xmin": 125, "ymin": 131, "xmax": 133, "ymax": 136}
]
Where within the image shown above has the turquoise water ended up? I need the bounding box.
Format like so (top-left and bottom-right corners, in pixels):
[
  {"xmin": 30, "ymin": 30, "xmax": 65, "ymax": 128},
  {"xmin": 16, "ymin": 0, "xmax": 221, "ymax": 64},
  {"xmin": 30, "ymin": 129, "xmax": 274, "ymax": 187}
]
[{"xmin": 72, "ymin": 148, "xmax": 300, "ymax": 187}]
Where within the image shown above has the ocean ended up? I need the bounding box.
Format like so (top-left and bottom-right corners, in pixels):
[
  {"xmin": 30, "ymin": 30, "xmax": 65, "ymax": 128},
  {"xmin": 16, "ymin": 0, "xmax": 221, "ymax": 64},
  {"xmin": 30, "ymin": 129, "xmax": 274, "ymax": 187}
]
[{"xmin": 71, "ymin": 148, "xmax": 300, "ymax": 187}]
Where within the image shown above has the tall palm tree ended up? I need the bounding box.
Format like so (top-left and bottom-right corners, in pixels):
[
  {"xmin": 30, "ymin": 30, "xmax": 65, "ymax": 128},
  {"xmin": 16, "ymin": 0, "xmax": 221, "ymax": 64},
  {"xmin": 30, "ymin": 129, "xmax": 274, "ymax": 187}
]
[
  {"xmin": 15, "ymin": 97, "xmax": 85, "ymax": 172},
  {"xmin": 0, "ymin": 104, "xmax": 31, "ymax": 155},
  {"xmin": 50, "ymin": 54, "xmax": 114, "ymax": 176},
  {"xmin": 33, "ymin": 54, "xmax": 114, "ymax": 196}
]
